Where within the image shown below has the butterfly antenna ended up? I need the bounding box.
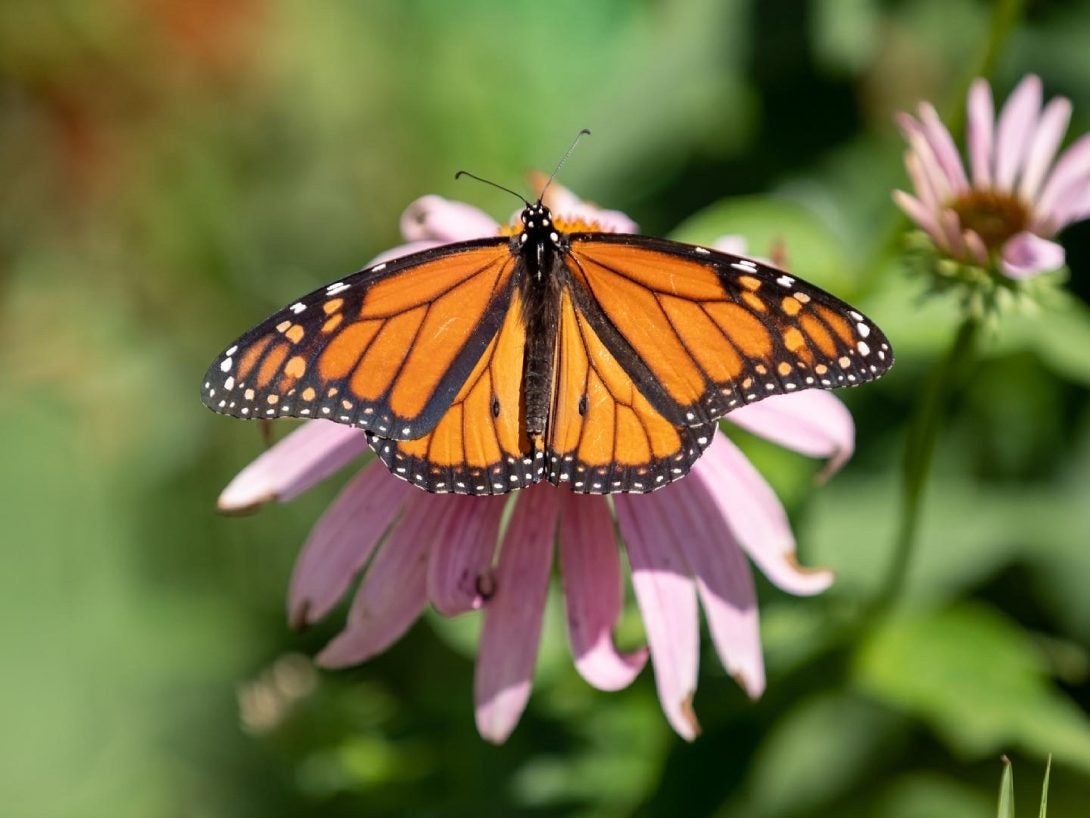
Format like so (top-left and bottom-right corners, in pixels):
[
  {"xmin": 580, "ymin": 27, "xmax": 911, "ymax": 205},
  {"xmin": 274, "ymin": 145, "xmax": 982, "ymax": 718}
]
[
  {"xmin": 453, "ymin": 171, "xmax": 530, "ymax": 207},
  {"xmin": 539, "ymin": 128, "xmax": 591, "ymax": 202}
]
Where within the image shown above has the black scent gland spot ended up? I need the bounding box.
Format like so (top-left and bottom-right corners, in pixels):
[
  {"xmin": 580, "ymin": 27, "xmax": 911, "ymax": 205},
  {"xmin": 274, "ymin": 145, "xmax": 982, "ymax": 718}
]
[
  {"xmin": 578, "ymin": 394, "xmax": 588, "ymax": 416},
  {"xmin": 476, "ymin": 571, "xmax": 497, "ymax": 601},
  {"xmin": 490, "ymin": 396, "xmax": 501, "ymax": 418}
]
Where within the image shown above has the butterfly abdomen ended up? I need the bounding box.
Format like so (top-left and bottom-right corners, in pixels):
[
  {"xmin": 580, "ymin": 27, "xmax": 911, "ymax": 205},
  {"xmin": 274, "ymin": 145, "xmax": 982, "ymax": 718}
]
[{"xmin": 520, "ymin": 242, "xmax": 563, "ymax": 440}]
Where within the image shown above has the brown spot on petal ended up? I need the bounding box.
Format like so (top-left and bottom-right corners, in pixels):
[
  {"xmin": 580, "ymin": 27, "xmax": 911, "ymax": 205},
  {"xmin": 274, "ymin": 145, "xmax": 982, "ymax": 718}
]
[
  {"xmin": 784, "ymin": 552, "xmax": 835, "ymax": 579},
  {"xmin": 730, "ymin": 670, "xmax": 761, "ymax": 701},
  {"xmin": 476, "ymin": 570, "xmax": 497, "ymax": 601},
  {"xmin": 289, "ymin": 600, "xmax": 311, "ymax": 632},
  {"xmin": 680, "ymin": 693, "xmax": 702, "ymax": 738}
]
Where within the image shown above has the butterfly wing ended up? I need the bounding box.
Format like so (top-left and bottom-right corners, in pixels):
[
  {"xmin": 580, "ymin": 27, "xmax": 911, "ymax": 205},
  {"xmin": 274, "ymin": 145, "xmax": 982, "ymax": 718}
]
[
  {"xmin": 544, "ymin": 285, "xmax": 716, "ymax": 493},
  {"xmin": 367, "ymin": 287, "xmax": 538, "ymax": 494},
  {"xmin": 201, "ymin": 239, "xmax": 517, "ymax": 440},
  {"xmin": 562, "ymin": 233, "xmax": 893, "ymax": 426}
]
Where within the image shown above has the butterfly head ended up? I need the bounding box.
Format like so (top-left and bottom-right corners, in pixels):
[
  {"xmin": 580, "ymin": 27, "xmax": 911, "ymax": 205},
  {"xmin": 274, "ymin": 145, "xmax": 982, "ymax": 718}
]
[{"xmin": 518, "ymin": 202, "xmax": 560, "ymax": 248}]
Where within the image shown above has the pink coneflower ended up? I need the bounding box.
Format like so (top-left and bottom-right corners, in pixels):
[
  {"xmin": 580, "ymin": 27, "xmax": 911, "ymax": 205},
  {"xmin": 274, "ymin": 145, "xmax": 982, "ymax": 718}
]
[
  {"xmin": 217, "ymin": 188, "xmax": 854, "ymax": 742},
  {"xmin": 894, "ymin": 74, "xmax": 1090, "ymax": 280}
]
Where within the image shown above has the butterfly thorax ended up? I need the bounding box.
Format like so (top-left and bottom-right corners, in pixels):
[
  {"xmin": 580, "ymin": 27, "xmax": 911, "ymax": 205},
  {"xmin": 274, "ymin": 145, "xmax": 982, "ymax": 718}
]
[{"xmin": 516, "ymin": 202, "xmax": 565, "ymax": 444}]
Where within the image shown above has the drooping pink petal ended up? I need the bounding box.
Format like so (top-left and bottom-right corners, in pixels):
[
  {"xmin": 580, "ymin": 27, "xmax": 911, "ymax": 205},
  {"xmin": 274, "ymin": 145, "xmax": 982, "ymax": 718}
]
[
  {"xmin": 1036, "ymin": 133, "xmax": 1090, "ymax": 228},
  {"xmin": 918, "ymin": 102, "xmax": 969, "ymax": 193},
  {"xmin": 694, "ymin": 434, "xmax": 834, "ymax": 596},
  {"xmin": 288, "ymin": 462, "xmax": 416, "ymax": 627},
  {"xmin": 893, "ymin": 189, "xmax": 944, "ymax": 246},
  {"xmin": 217, "ymin": 421, "xmax": 368, "ymax": 513},
  {"xmin": 558, "ymin": 492, "xmax": 648, "ymax": 692},
  {"xmin": 316, "ymin": 492, "xmax": 462, "ymax": 667},
  {"xmin": 475, "ymin": 486, "xmax": 561, "ymax": 744},
  {"xmin": 967, "ymin": 78, "xmax": 996, "ymax": 186},
  {"xmin": 662, "ymin": 478, "xmax": 765, "ymax": 698},
  {"xmin": 614, "ymin": 494, "xmax": 701, "ymax": 740},
  {"xmin": 427, "ymin": 495, "xmax": 506, "ymax": 616},
  {"xmin": 994, "ymin": 75, "xmax": 1043, "ymax": 192},
  {"xmin": 365, "ymin": 239, "xmax": 443, "ymax": 268},
  {"xmin": 1019, "ymin": 97, "xmax": 1072, "ymax": 202},
  {"xmin": 1000, "ymin": 232, "xmax": 1066, "ymax": 279},
  {"xmin": 399, "ymin": 195, "xmax": 499, "ymax": 243},
  {"xmin": 726, "ymin": 391, "xmax": 855, "ymax": 481}
]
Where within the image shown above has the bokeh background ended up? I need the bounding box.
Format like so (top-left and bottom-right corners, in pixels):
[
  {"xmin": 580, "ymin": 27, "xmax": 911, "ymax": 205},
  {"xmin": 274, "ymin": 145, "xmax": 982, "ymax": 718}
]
[{"xmin": 3, "ymin": 1, "xmax": 1090, "ymax": 816}]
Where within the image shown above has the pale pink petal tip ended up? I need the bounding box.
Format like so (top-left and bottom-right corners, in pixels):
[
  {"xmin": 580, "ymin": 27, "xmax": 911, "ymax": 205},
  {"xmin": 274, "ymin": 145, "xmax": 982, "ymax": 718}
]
[
  {"xmin": 614, "ymin": 494, "xmax": 701, "ymax": 741},
  {"xmin": 762, "ymin": 554, "xmax": 836, "ymax": 597},
  {"xmin": 560, "ymin": 493, "xmax": 647, "ymax": 691},
  {"xmin": 726, "ymin": 391, "xmax": 855, "ymax": 482},
  {"xmin": 574, "ymin": 644, "xmax": 648, "ymax": 692},
  {"xmin": 475, "ymin": 487, "xmax": 561, "ymax": 744},
  {"xmin": 1001, "ymin": 232, "xmax": 1066, "ymax": 279},
  {"xmin": 399, "ymin": 195, "xmax": 499, "ymax": 243},
  {"xmin": 658, "ymin": 476, "xmax": 767, "ymax": 702},
  {"xmin": 217, "ymin": 421, "xmax": 368, "ymax": 513}
]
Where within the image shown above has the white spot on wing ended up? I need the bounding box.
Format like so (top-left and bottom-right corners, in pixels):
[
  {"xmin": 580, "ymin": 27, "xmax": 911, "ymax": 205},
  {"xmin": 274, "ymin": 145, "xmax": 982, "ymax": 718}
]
[{"xmin": 326, "ymin": 281, "xmax": 350, "ymax": 296}]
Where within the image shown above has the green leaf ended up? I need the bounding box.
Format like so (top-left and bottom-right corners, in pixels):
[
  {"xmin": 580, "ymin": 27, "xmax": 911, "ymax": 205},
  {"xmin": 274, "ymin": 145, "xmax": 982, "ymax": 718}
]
[
  {"xmin": 723, "ymin": 692, "xmax": 905, "ymax": 817},
  {"xmin": 857, "ymin": 771, "xmax": 993, "ymax": 818},
  {"xmin": 998, "ymin": 757, "xmax": 1014, "ymax": 818},
  {"xmin": 853, "ymin": 604, "xmax": 1090, "ymax": 772}
]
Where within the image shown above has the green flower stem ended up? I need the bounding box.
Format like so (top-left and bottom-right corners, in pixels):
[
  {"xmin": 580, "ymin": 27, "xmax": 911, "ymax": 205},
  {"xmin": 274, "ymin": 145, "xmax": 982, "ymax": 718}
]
[{"xmin": 880, "ymin": 315, "xmax": 981, "ymax": 604}]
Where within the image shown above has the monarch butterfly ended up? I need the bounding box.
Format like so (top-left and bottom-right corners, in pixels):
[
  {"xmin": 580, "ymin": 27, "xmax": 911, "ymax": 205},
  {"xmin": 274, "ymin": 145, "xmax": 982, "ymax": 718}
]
[{"xmin": 202, "ymin": 143, "xmax": 893, "ymax": 496}]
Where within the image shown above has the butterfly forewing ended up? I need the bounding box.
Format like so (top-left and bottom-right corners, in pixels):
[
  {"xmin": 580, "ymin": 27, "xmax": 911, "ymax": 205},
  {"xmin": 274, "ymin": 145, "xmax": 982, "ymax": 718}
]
[
  {"xmin": 201, "ymin": 239, "xmax": 514, "ymax": 438},
  {"xmin": 564, "ymin": 233, "xmax": 892, "ymax": 425}
]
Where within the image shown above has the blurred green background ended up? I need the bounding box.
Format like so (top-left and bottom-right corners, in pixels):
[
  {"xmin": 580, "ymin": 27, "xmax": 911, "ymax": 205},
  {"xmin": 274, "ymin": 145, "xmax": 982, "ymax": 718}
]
[{"xmin": 3, "ymin": 1, "xmax": 1090, "ymax": 816}]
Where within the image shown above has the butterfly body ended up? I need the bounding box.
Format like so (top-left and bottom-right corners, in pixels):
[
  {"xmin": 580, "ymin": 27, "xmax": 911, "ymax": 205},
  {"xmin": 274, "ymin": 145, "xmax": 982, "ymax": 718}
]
[
  {"xmin": 203, "ymin": 199, "xmax": 893, "ymax": 495},
  {"xmin": 514, "ymin": 202, "xmax": 565, "ymax": 441}
]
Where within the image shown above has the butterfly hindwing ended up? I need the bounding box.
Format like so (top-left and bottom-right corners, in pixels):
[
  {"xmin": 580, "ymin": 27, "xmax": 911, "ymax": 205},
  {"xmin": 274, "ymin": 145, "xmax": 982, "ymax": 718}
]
[
  {"xmin": 368, "ymin": 288, "xmax": 538, "ymax": 494},
  {"xmin": 201, "ymin": 239, "xmax": 515, "ymax": 439},
  {"xmin": 564, "ymin": 233, "xmax": 892, "ymax": 425},
  {"xmin": 544, "ymin": 286, "xmax": 716, "ymax": 493}
]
